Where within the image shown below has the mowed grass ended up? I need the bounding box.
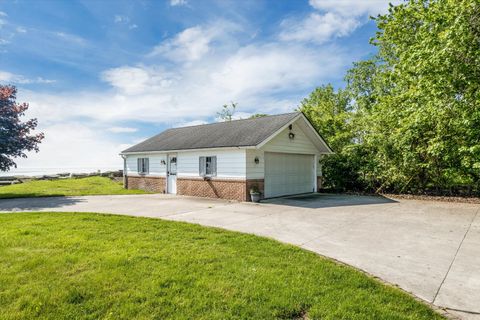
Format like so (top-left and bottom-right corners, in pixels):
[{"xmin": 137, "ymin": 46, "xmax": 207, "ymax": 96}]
[
  {"xmin": 0, "ymin": 176, "xmax": 147, "ymax": 199},
  {"xmin": 0, "ymin": 212, "xmax": 443, "ymax": 320}
]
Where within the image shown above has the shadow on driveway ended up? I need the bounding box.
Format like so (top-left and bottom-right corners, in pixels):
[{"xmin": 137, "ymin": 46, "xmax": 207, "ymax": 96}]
[
  {"xmin": 262, "ymin": 193, "xmax": 397, "ymax": 209},
  {"xmin": 0, "ymin": 196, "xmax": 86, "ymax": 212}
]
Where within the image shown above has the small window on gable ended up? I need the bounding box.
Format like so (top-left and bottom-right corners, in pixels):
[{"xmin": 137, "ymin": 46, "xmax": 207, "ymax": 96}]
[
  {"xmin": 137, "ymin": 158, "xmax": 149, "ymax": 174},
  {"xmin": 199, "ymin": 156, "xmax": 217, "ymax": 177}
]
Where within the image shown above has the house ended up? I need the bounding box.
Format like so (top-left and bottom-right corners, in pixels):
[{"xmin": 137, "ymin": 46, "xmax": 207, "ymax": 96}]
[{"xmin": 120, "ymin": 112, "xmax": 333, "ymax": 201}]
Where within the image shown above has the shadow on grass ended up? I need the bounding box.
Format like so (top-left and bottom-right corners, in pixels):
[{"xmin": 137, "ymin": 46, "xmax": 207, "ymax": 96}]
[
  {"xmin": 262, "ymin": 193, "xmax": 397, "ymax": 209},
  {"xmin": 0, "ymin": 195, "xmax": 86, "ymax": 212}
]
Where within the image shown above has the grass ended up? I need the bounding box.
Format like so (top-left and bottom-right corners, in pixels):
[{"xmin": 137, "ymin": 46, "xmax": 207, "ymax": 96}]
[
  {"xmin": 0, "ymin": 176, "xmax": 147, "ymax": 198},
  {"xmin": 0, "ymin": 212, "xmax": 443, "ymax": 320}
]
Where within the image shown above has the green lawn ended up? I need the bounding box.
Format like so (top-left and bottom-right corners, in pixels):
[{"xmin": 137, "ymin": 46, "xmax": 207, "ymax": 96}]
[
  {"xmin": 0, "ymin": 176, "xmax": 147, "ymax": 198},
  {"xmin": 0, "ymin": 212, "xmax": 442, "ymax": 319}
]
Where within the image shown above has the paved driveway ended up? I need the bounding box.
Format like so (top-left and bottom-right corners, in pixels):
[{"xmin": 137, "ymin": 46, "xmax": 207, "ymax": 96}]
[{"xmin": 1, "ymin": 193, "xmax": 479, "ymax": 319}]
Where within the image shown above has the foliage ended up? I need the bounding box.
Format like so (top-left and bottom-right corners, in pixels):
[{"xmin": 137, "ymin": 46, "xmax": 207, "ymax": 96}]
[
  {"xmin": 302, "ymin": 0, "xmax": 480, "ymax": 194},
  {"xmin": 249, "ymin": 113, "xmax": 268, "ymax": 118},
  {"xmin": 0, "ymin": 85, "xmax": 44, "ymax": 171},
  {"xmin": 299, "ymin": 84, "xmax": 354, "ymax": 152},
  {"xmin": 217, "ymin": 102, "xmax": 237, "ymax": 121},
  {"xmin": 0, "ymin": 211, "xmax": 443, "ymax": 319},
  {"xmin": 0, "ymin": 176, "xmax": 147, "ymax": 199}
]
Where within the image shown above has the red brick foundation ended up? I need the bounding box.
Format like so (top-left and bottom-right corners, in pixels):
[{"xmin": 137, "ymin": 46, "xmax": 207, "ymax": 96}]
[
  {"xmin": 177, "ymin": 178, "xmax": 248, "ymax": 201},
  {"xmin": 126, "ymin": 175, "xmax": 165, "ymax": 193},
  {"xmin": 126, "ymin": 175, "xmax": 268, "ymax": 201}
]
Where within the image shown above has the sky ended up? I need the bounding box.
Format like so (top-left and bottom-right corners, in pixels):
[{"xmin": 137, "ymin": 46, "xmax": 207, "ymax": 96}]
[{"xmin": 0, "ymin": 0, "xmax": 400, "ymax": 174}]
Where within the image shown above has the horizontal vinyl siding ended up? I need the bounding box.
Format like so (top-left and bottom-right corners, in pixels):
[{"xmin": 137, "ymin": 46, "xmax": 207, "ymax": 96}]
[
  {"xmin": 246, "ymin": 149, "xmax": 264, "ymax": 179},
  {"xmin": 261, "ymin": 121, "xmax": 319, "ymax": 154},
  {"xmin": 126, "ymin": 154, "xmax": 167, "ymax": 176},
  {"xmin": 177, "ymin": 149, "xmax": 246, "ymax": 179}
]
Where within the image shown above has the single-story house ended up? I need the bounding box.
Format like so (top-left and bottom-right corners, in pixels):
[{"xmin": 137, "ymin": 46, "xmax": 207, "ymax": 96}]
[{"xmin": 120, "ymin": 112, "xmax": 333, "ymax": 201}]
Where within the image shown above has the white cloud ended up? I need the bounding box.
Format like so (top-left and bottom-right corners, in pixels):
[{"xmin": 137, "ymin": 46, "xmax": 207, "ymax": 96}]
[
  {"xmin": 149, "ymin": 26, "xmax": 213, "ymax": 62},
  {"xmin": 308, "ymin": 0, "xmax": 401, "ymax": 17},
  {"xmin": 0, "ymin": 71, "xmax": 55, "ymax": 84},
  {"xmin": 174, "ymin": 119, "xmax": 208, "ymax": 127},
  {"xmin": 211, "ymin": 43, "xmax": 343, "ymax": 96},
  {"xmin": 11, "ymin": 122, "xmax": 124, "ymax": 173},
  {"xmin": 114, "ymin": 15, "xmax": 129, "ymax": 23},
  {"xmin": 54, "ymin": 32, "xmax": 86, "ymax": 46},
  {"xmin": 16, "ymin": 26, "xmax": 27, "ymax": 33},
  {"xmin": 107, "ymin": 126, "xmax": 138, "ymax": 133},
  {"xmin": 0, "ymin": 11, "xmax": 7, "ymax": 17},
  {"xmin": 279, "ymin": 12, "xmax": 358, "ymax": 43},
  {"xmin": 101, "ymin": 66, "xmax": 172, "ymax": 95},
  {"xmin": 149, "ymin": 21, "xmax": 240, "ymax": 62},
  {"xmin": 280, "ymin": 0, "xmax": 402, "ymax": 44},
  {"xmin": 170, "ymin": 0, "xmax": 188, "ymax": 6}
]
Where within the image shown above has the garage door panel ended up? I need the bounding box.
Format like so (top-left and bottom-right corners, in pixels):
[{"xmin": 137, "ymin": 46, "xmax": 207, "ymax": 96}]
[{"xmin": 264, "ymin": 152, "xmax": 314, "ymax": 198}]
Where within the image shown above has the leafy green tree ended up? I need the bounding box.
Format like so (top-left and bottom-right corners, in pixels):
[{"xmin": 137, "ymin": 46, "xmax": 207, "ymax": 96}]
[
  {"xmin": 249, "ymin": 113, "xmax": 268, "ymax": 119},
  {"xmin": 303, "ymin": 0, "xmax": 480, "ymax": 194},
  {"xmin": 217, "ymin": 102, "xmax": 237, "ymax": 121},
  {"xmin": 0, "ymin": 85, "xmax": 44, "ymax": 171},
  {"xmin": 298, "ymin": 84, "xmax": 353, "ymax": 151},
  {"xmin": 362, "ymin": 0, "xmax": 480, "ymax": 192}
]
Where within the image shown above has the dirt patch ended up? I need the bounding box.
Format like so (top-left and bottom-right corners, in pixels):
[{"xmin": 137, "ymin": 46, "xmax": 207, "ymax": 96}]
[{"xmin": 382, "ymin": 193, "xmax": 480, "ymax": 204}]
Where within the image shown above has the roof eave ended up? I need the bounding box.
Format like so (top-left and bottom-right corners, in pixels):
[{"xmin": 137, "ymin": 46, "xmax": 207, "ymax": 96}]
[{"xmin": 119, "ymin": 145, "xmax": 256, "ymax": 156}]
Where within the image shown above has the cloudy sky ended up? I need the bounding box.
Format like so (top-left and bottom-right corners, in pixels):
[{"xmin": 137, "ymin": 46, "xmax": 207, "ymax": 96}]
[{"xmin": 0, "ymin": 0, "xmax": 399, "ymax": 173}]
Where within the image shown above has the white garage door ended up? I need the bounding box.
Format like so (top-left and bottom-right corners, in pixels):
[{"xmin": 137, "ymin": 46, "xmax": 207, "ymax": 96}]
[{"xmin": 264, "ymin": 152, "xmax": 315, "ymax": 198}]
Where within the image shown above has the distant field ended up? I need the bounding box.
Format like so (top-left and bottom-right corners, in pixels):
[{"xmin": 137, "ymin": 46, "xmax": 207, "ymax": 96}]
[
  {"xmin": 0, "ymin": 212, "xmax": 443, "ymax": 319},
  {"xmin": 0, "ymin": 176, "xmax": 147, "ymax": 199}
]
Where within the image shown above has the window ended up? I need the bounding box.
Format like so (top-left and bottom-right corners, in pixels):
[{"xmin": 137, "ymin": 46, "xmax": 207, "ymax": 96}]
[
  {"xmin": 137, "ymin": 158, "xmax": 149, "ymax": 174},
  {"xmin": 199, "ymin": 156, "xmax": 216, "ymax": 177}
]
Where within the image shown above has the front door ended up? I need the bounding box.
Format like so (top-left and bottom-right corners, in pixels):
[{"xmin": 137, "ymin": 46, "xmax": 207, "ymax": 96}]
[{"xmin": 167, "ymin": 154, "xmax": 177, "ymax": 194}]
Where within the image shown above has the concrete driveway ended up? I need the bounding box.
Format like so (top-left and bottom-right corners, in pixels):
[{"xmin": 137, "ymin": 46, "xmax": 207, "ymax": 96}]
[{"xmin": 1, "ymin": 193, "xmax": 479, "ymax": 319}]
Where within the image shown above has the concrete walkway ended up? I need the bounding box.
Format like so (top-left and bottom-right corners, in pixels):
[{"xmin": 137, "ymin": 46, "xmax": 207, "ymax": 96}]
[{"xmin": 1, "ymin": 193, "xmax": 479, "ymax": 319}]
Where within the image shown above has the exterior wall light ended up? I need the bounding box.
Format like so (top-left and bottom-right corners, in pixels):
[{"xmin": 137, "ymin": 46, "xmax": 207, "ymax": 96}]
[
  {"xmin": 288, "ymin": 132, "xmax": 295, "ymax": 140},
  {"xmin": 254, "ymin": 156, "xmax": 260, "ymax": 164},
  {"xmin": 161, "ymin": 160, "xmax": 166, "ymax": 165}
]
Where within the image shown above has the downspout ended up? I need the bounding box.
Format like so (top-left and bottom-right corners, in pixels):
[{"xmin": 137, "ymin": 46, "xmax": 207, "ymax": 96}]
[{"xmin": 121, "ymin": 154, "xmax": 128, "ymax": 189}]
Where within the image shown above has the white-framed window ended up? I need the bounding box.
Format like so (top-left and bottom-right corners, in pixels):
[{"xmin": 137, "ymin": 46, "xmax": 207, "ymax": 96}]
[
  {"xmin": 137, "ymin": 158, "xmax": 149, "ymax": 174},
  {"xmin": 199, "ymin": 156, "xmax": 217, "ymax": 177}
]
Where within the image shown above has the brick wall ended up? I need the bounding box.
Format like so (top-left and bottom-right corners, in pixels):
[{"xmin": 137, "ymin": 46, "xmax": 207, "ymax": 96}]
[
  {"xmin": 127, "ymin": 175, "xmax": 165, "ymax": 193},
  {"xmin": 177, "ymin": 178, "xmax": 248, "ymax": 201}
]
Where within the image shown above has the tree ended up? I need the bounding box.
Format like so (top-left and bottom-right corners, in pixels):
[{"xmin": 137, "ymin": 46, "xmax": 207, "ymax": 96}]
[
  {"xmin": 217, "ymin": 102, "xmax": 237, "ymax": 121},
  {"xmin": 0, "ymin": 85, "xmax": 44, "ymax": 171},
  {"xmin": 359, "ymin": 0, "xmax": 480, "ymax": 192},
  {"xmin": 298, "ymin": 84, "xmax": 368, "ymax": 191},
  {"xmin": 249, "ymin": 113, "xmax": 268, "ymax": 119},
  {"xmin": 302, "ymin": 0, "xmax": 480, "ymax": 194},
  {"xmin": 298, "ymin": 84, "xmax": 353, "ymax": 151}
]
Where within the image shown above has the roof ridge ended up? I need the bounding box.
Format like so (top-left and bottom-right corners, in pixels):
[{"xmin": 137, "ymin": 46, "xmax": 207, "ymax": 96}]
[{"xmin": 171, "ymin": 111, "xmax": 300, "ymax": 130}]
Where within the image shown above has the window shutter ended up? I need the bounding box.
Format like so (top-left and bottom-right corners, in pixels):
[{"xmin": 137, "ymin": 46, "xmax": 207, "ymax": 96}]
[
  {"xmin": 199, "ymin": 157, "xmax": 206, "ymax": 176},
  {"xmin": 137, "ymin": 158, "xmax": 141, "ymax": 173},
  {"xmin": 211, "ymin": 156, "xmax": 217, "ymax": 176},
  {"xmin": 145, "ymin": 158, "xmax": 149, "ymax": 174}
]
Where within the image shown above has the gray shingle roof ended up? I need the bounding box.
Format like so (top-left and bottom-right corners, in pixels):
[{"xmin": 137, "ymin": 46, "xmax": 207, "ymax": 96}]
[{"xmin": 122, "ymin": 112, "xmax": 301, "ymax": 153}]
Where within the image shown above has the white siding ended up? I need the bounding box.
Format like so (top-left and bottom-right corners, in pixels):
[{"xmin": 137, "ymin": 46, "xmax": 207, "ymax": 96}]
[
  {"xmin": 177, "ymin": 149, "xmax": 246, "ymax": 179},
  {"xmin": 126, "ymin": 153, "xmax": 167, "ymax": 176},
  {"xmin": 261, "ymin": 121, "xmax": 319, "ymax": 154},
  {"xmin": 246, "ymin": 149, "xmax": 264, "ymax": 179}
]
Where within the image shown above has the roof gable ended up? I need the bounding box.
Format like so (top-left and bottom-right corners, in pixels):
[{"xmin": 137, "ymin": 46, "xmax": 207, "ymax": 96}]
[{"xmin": 257, "ymin": 114, "xmax": 333, "ymax": 154}]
